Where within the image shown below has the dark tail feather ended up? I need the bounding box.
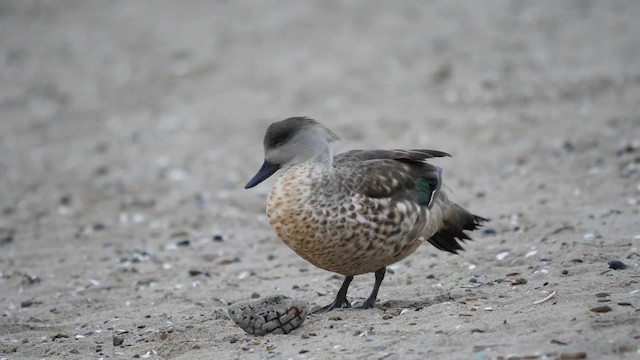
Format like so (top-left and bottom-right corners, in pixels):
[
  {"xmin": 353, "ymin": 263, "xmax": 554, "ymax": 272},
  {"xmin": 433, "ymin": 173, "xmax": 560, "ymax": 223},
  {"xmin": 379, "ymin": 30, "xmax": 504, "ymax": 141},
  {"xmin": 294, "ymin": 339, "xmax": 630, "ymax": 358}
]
[{"xmin": 427, "ymin": 204, "xmax": 488, "ymax": 254}]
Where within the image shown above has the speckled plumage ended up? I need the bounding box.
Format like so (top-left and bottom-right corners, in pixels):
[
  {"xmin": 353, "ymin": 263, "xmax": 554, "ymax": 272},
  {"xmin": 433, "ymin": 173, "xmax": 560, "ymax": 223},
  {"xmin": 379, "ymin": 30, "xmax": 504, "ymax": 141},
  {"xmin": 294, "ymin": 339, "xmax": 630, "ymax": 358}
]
[{"xmin": 246, "ymin": 117, "xmax": 486, "ymax": 311}]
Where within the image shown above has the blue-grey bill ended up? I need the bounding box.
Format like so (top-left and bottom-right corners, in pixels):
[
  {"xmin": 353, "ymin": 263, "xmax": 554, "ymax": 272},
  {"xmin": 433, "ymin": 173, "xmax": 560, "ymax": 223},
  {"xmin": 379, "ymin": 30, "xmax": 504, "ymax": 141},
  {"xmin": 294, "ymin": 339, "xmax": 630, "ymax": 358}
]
[{"xmin": 244, "ymin": 160, "xmax": 280, "ymax": 189}]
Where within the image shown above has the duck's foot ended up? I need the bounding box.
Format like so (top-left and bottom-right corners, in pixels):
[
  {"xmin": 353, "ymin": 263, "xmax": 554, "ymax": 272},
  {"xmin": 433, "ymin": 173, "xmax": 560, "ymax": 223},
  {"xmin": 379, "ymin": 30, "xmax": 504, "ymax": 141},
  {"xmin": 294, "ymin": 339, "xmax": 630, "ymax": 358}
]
[
  {"xmin": 312, "ymin": 275, "xmax": 353, "ymax": 314},
  {"xmin": 358, "ymin": 267, "xmax": 386, "ymax": 309},
  {"xmin": 312, "ymin": 298, "xmax": 352, "ymax": 314}
]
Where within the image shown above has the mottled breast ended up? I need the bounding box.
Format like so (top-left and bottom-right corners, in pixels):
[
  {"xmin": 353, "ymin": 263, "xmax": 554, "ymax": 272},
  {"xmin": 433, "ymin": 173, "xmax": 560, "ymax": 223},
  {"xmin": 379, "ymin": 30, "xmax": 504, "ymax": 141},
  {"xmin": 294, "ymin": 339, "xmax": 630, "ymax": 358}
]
[{"xmin": 266, "ymin": 163, "xmax": 428, "ymax": 276}]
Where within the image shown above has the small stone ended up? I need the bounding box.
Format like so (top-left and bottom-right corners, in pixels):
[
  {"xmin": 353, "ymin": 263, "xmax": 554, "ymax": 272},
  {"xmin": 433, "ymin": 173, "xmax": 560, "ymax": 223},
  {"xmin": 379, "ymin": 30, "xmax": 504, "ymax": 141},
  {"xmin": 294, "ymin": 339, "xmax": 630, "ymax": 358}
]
[
  {"xmin": 608, "ymin": 260, "xmax": 627, "ymax": 270},
  {"xmin": 188, "ymin": 269, "xmax": 203, "ymax": 276},
  {"xmin": 561, "ymin": 270, "xmax": 569, "ymax": 275},
  {"xmin": 562, "ymin": 140, "xmax": 575, "ymax": 152},
  {"xmin": 176, "ymin": 239, "xmax": 190, "ymax": 247},
  {"xmin": 52, "ymin": 333, "xmax": 71, "ymax": 340},
  {"xmin": 482, "ymin": 228, "xmax": 497, "ymax": 236},
  {"xmin": 213, "ymin": 235, "xmax": 224, "ymax": 242},
  {"xmin": 0, "ymin": 228, "xmax": 14, "ymax": 247},
  {"xmin": 299, "ymin": 349, "xmax": 310, "ymax": 354},
  {"xmin": 69, "ymin": 349, "xmax": 80, "ymax": 354},
  {"xmin": 570, "ymin": 259, "xmax": 583, "ymax": 263},
  {"xmin": 590, "ymin": 305, "xmax": 612, "ymax": 313},
  {"xmin": 251, "ymin": 292, "xmax": 260, "ymax": 299},
  {"xmin": 595, "ymin": 292, "xmax": 610, "ymax": 298},
  {"xmin": 382, "ymin": 314, "xmax": 393, "ymax": 320},
  {"xmin": 511, "ymin": 278, "xmax": 527, "ymax": 285},
  {"xmin": 559, "ymin": 352, "xmax": 587, "ymax": 359},
  {"xmin": 229, "ymin": 336, "xmax": 240, "ymax": 343},
  {"xmin": 24, "ymin": 273, "xmax": 41, "ymax": 284},
  {"xmin": 113, "ymin": 335, "xmax": 124, "ymax": 346},
  {"xmin": 328, "ymin": 316, "xmax": 342, "ymax": 321},
  {"xmin": 21, "ymin": 299, "xmax": 33, "ymax": 308}
]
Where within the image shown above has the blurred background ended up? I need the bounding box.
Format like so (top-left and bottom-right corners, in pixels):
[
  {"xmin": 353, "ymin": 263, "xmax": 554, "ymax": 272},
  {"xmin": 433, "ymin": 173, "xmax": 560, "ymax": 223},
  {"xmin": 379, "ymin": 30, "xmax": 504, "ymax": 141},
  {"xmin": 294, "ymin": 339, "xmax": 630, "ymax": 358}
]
[{"xmin": 2, "ymin": 0, "xmax": 638, "ymax": 210}]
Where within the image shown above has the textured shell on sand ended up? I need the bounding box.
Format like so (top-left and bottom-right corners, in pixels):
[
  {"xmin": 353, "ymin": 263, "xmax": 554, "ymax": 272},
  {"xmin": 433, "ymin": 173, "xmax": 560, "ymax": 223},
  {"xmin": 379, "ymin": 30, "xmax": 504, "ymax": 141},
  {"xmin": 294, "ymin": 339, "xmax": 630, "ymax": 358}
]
[{"xmin": 227, "ymin": 295, "xmax": 310, "ymax": 336}]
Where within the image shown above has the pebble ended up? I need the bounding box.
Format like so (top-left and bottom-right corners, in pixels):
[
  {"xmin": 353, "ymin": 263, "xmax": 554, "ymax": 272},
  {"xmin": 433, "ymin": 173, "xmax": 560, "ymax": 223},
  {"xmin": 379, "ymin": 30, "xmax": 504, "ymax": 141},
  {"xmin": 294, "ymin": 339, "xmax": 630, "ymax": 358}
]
[
  {"xmin": 176, "ymin": 239, "xmax": 190, "ymax": 247},
  {"xmin": 23, "ymin": 273, "xmax": 41, "ymax": 284},
  {"xmin": 482, "ymin": 228, "xmax": 497, "ymax": 236},
  {"xmin": 608, "ymin": 260, "xmax": 627, "ymax": 270},
  {"xmin": 590, "ymin": 305, "xmax": 612, "ymax": 313},
  {"xmin": 559, "ymin": 352, "xmax": 587, "ymax": 359},
  {"xmin": 52, "ymin": 333, "xmax": 70, "ymax": 340},
  {"xmin": 227, "ymin": 295, "xmax": 309, "ymax": 336},
  {"xmin": 213, "ymin": 234, "xmax": 224, "ymax": 242},
  {"xmin": 113, "ymin": 335, "xmax": 124, "ymax": 346},
  {"xmin": 0, "ymin": 228, "xmax": 14, "ymax": 247},
  {"xmin": 188, "ymin": 269, "xmax": 203, "ymax": 276},
  {"xmin": 594, "ymin": 293, "xmax": 610, "ymax": 298},
  {"xmin": 20, "ymin": 299, "xmax": 33, "ymax": 308}
]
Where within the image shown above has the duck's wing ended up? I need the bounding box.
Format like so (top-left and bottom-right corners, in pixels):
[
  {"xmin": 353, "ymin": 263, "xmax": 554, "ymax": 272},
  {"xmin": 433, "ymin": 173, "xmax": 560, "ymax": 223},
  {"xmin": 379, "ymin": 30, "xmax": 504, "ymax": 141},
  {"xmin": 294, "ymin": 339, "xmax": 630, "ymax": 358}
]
[
  {"xmin": 335, "ymin": 149, "xmax": 450, "ymax": 164},
  {"xmin": 334, "ymin": 149, "xmax": 447, "ymax": 208},
  {"xmin": 334, "ymin": 149, "xmax": 487, "ymax": 254}
]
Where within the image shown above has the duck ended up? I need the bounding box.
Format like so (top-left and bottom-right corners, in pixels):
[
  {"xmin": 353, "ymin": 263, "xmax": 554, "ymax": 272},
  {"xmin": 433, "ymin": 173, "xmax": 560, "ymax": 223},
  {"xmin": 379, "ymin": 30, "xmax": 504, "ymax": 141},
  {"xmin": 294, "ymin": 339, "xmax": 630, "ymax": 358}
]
[{"xmin": 245, "ymin": 117, "xmax": 486, "ymax": 312}]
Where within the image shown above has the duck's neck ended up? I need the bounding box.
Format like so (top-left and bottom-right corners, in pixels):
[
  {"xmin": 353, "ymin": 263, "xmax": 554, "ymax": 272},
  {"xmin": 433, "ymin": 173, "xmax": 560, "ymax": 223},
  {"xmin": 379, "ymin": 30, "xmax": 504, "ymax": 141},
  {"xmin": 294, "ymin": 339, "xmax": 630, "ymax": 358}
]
[{"xmin": 310, "ymin": 144, "xmax": 334, "ymax": 168}]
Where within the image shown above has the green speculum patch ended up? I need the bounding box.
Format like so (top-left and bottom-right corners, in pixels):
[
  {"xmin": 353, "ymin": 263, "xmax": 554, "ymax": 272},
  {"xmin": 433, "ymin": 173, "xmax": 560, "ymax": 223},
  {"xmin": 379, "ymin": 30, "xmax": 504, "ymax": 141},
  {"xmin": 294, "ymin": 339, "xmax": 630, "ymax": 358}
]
[{"xmin": 415, "ymin": 178, "xmax": 432, "ymax": 206}]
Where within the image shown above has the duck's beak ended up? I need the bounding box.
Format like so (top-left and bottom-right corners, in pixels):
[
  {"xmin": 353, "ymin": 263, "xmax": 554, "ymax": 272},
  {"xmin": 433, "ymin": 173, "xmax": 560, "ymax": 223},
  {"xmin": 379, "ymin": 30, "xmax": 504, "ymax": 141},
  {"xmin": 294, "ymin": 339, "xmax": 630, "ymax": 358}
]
[{"xmin": 244, "ymin": 160, "xmax": 280, "ymax": 189}]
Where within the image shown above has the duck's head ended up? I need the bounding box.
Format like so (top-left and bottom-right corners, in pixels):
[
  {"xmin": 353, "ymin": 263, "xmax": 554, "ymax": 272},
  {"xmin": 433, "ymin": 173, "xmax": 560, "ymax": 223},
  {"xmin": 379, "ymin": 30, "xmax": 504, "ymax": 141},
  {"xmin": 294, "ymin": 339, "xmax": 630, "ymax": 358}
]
[{"xmin": 244, "ymin": 117, "xmax": 339, "ymax": 189}]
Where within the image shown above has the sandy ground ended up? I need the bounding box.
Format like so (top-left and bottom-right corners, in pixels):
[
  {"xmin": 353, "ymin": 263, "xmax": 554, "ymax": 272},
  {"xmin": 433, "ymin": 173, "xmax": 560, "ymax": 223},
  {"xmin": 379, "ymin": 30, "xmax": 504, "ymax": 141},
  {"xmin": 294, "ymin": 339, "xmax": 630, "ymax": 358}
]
[{"xmin": 1, "ymin": 1, "xmax": 640, "ymax": 359}]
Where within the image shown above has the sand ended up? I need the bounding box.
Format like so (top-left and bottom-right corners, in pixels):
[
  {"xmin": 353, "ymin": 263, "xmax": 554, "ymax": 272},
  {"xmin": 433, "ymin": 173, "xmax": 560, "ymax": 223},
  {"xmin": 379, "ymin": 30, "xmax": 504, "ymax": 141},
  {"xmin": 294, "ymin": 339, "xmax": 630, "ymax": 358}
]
[{"xmin": 1, "ymin": 1, "xmax": 639, "ymax": 359}]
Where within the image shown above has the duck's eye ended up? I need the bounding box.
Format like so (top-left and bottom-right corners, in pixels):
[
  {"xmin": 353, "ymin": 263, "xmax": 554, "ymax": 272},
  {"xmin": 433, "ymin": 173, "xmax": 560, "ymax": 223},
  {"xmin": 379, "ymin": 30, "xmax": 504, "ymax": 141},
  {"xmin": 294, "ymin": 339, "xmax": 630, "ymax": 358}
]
[{"xmin": 265, "ymin": 127, "xmax": 296, "ymax": 148}]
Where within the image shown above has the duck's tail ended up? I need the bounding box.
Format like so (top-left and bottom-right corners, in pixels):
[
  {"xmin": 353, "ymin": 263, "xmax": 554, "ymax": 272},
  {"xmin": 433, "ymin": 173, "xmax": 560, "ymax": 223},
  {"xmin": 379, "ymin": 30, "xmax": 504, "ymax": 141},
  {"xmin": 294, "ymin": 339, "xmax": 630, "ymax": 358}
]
[{"xmin": 426, "ymin": 200, "xmax": 488, "ymax": 254}]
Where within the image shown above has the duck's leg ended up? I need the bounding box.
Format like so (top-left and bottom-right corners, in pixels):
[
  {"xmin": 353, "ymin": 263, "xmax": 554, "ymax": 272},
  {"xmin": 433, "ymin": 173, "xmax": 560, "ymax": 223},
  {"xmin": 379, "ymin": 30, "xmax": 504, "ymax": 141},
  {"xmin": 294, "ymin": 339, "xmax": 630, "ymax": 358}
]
[
  {"xmin": 360, "ymin": 267, "xmax": 386, "ymax": 309},
  {"xmin": 312, "ymin": 275, "xmax": 353, "ymax": 313}
]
